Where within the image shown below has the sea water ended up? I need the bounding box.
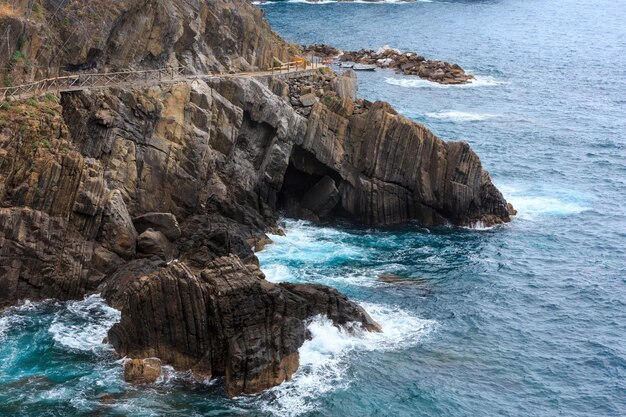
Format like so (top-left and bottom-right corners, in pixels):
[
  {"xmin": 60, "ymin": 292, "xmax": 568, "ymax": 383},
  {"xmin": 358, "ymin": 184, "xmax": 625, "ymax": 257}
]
[{"xmin": 1, "ymin": 0, "xmax": 625, "ymax": 415}]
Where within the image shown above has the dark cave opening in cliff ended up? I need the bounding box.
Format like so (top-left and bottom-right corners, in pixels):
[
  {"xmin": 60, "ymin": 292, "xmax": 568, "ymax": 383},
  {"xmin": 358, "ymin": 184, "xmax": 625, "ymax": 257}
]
[{"xmin": 277, "ymin": 146, "xmax": 346, "ymax": 221}]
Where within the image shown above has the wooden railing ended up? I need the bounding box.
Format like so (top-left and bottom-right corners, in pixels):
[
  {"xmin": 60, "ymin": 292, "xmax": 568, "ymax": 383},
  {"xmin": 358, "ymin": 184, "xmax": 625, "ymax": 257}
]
[
  {"xmin": 0, "ymin": 67, "xmax": 187, "ymax": 102},
  {"xmin": 0, "ymin": 58, "xmax": 326, "ymax": 102},
  {"xmin": 269, "ymin": 56, "xmax": 323, "ymax": 74}
]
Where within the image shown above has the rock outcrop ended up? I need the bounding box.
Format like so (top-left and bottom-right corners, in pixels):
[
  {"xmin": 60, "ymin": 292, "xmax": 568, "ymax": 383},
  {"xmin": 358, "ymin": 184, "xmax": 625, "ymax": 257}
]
[
  {"xmin": 281, "ymin": 69, "xmax": 514, "ymax": 226},
  {"xmin": 107, "ymin": 256, "xmax": 379, "ymax": 397},
  {"xmin": 1, "ymin": 0, "xmax": 296, "ymax": 86},
  {"xmin": 124, "ymin": 358, "xmax": 162, "ymax": 384},
  {"xmin": 342, "ymin": 46, "xmax": 475, "ymax": 84}
]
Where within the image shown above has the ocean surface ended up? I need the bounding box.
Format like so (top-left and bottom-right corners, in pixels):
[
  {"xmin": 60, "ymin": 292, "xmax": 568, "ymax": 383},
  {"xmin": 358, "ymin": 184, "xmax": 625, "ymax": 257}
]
[{"xmin": 2, "ymin": 0, "xmax": 626, "ymax": 415}]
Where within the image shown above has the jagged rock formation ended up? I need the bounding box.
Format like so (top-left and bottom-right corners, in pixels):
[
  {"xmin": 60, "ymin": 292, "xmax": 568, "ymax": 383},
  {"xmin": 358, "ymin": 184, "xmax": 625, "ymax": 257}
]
[
  {"xmin": 0, "ymin": 0, "xmax": 513, "ymax": 398},
  {"xmin": 107, "ymin": 256, "xmax": 379, "ymax": 396},
  {"xmin": 281, "ymin": 69, "xmax": 514, "ymax": 226}
]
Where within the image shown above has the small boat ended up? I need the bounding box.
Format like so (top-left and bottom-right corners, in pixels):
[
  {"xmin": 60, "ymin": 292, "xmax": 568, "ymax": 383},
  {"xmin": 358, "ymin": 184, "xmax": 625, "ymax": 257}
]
[
  {"xmin": 353, "ymin": 64, "xmax": 377, "ymax": 71},
  {"xmin": 341, "ymin": 62, "xmax": 354, "ymax": 68}
]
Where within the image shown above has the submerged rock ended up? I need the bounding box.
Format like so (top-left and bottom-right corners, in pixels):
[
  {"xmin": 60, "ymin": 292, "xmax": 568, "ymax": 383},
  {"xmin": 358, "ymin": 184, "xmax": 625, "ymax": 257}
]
[{"xmin": 378, "ymin": 273, "xmax": 430, "ymax": 286}]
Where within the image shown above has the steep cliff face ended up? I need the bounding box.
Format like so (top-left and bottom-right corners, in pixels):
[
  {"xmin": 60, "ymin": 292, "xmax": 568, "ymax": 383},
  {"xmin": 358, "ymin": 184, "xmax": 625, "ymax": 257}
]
[
  {"xmin": 1, "ymin": 0, "xmax": 295, "ymax": 85},
  {"xmin": 280, "ymin": 69, "xmax": 514, "ymax": 227},
  {"xmin": 0, "ymin": 75, "xmax": 302, "ymax": 308}
]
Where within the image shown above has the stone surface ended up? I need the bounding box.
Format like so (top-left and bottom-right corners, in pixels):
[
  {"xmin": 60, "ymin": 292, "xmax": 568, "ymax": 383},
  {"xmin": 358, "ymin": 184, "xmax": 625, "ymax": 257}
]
[
  {"xmin": 137, "ymin": 229, "xmax": 176, "ymax": 261},
  {"xmin": 101, "ymin": 190, "xmax": 138, "ymax": 259},
  {"xmin": 2, "ymin": 0, "xmax": 295, "ymax": 86},
  {"xmin": 282, "ymin": 75, "xmax": 513, "ymax": 227},
  {"xmin": 133, "ymin": 212, "xmax": 181, "ymax": 241},
  {"xmin": 124, "ymin": 358, "xmax": 162, "ymax": 384},
  {"xmin": 300, "ymin": 176, "xmax": 340, "ymax": 218},
  {"xmin": 341, "ymin": 46, "xmax": 475, "ymax": 85},
  {"xmin": 299, "ymin": 93, "xmax": 318, "ymax": 107},
  {"xmin": 106, "ymin": 256, "xmax": 380, "ymax": 397}
]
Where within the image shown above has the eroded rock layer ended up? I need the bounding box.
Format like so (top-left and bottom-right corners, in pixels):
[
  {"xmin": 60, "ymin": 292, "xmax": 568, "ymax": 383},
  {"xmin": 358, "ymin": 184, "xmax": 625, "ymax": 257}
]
[
  {"xmin": 280, "ymin": 69, "xmax": 514, "ymax": 226},
  {"xmin": 1, "ymin": 0, "xmax": 295, "ymax": 85},
  {"xmin": 107, "ymin": 256, "xmax": 379, "ymax": 396}
]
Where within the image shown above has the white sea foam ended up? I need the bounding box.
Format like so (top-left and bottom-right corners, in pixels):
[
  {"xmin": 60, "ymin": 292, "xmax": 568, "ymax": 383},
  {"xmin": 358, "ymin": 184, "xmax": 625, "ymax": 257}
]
[
  {"xmin": 255, "ymin": 303, "xmax": 436, "ymax": 416},
  {"xmin": 499, "ymin": 184, "xmax": 591, "ymax": 220},
  {"xmin": 425, "ymin": 110, "xmax": 497, "ymax": 122},
  {"xmin": 260, "ymin": 220, "xmax": 366, "ymax": 270},
  {"xmin": 462, "ymin": 220, "xmax": 497, "ymax": 231},
  {"xmin": 0, "ymin": 300, "xmax": 41, "ymax": 340},
  {"xmin": 385, "ymin": 75, "xmax": 505, "ymax": 89},
  {"xmin": 0, "ymin": 317, "xmax": 9, "ymax": 340},
  {"xmin": 48, "ymin": 294, "xmax": 120, "ymax": 353}
]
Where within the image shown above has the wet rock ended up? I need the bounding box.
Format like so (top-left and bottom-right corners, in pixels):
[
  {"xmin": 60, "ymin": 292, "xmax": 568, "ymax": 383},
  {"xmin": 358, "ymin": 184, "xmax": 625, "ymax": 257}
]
[
  {"xmin": 98, "ymin": 393, "xmax": 116, "ymax": 404},
  {"xmin": 124, "ymin": 358, "xmax": 162, "ymax": 384},
  {"xmin": 107, "ymin": 256, "xmax": 380, "ymax": 397},
  {"xmin": 378, "ymin": 273, "xmax": 429, "ymax": 285}
]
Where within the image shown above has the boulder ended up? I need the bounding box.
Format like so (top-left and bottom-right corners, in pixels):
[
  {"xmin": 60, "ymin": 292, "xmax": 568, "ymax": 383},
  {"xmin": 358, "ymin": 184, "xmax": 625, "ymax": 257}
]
[
  {"xmin": 300, "ymin": 176, "xmax": 340, "ymax": 218},
  {"xmin": 124, "ymin": 358, "xmax": 162, "ymax": 384},
  {"xmin": 137, "ymin": 229, "xmax": 176, "ymax": 261},
  {"xmin": 133, "ymin": 212, "xmax": 181, "ymax": 241},
  {"xmin": 299, "ymin": 93, "xmax": 319, "ymax": 107}
]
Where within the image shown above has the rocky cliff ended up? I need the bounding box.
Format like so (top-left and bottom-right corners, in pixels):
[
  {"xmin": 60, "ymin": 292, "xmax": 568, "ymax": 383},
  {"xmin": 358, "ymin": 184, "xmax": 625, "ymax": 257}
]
[
  {"xmin": 0, "ymin": 0, "xmax": 513, "ymax": 397},
  {"xmin": 280, "ymin": 69, "xmax": 514, "ymax": 226},
  {"xmin": 1, "ymin": 0, "xmax": 295, "ymax": 85}
]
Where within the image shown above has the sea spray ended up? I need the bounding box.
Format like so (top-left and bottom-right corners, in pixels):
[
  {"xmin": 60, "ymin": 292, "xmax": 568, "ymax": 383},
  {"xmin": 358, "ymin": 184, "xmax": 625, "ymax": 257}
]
[
  {"xmin": 254, "ymin": 304, "xmax": 436, "ymax": 417},
  {"xmin": 384, "ymin": 75, "xmax": 505, "ymax": 89},
  {"xmin": 48, "ymin": 295, "xmax": 120, "ymax": 353}
]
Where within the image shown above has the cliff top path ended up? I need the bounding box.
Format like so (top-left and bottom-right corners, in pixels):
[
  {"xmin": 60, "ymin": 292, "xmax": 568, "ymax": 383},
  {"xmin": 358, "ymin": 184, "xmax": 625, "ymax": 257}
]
[{"xmin": 0, "ymin": 59, "xmax": 325, "ymax": 102}]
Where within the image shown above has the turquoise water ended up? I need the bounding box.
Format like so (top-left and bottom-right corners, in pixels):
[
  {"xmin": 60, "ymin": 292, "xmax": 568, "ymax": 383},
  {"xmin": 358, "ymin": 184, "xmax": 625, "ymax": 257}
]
[{"xmin": 2, "ymin": 0, "xmax": 626, "ymax": 415}]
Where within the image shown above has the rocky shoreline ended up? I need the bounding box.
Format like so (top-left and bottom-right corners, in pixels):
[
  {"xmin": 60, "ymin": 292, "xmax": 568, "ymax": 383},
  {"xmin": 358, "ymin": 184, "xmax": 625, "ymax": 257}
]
[
  {"xmin": 0, "ymin": 0, "xmax": 513, "ymax": 397},
  {"xmin": 303, "ymin": 44, "xmax": 475, "ymax": 85}
]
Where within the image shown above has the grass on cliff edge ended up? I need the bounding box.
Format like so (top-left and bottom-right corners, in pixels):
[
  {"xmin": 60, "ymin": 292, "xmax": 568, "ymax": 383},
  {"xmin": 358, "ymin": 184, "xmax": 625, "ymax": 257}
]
[{"xmin": 0, "ymin": 94, "xmax": 60, "ymax": 130}]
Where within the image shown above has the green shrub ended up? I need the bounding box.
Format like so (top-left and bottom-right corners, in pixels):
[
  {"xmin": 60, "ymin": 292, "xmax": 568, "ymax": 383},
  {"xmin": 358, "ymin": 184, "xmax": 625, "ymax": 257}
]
[
  {"xmin": 41, "ymin": 106, "xmax": 56, "ymax": 116},
  {"xmin": 26, "ymin": 97, "xmax": 38, "ymax": 107},
  {"xmin": 10, "ymin": 50, "xmax": 24, "ymax": 64},
  {"xmin": 44, "ymin": 93, "xmax": 57, "ymax": 103}
]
